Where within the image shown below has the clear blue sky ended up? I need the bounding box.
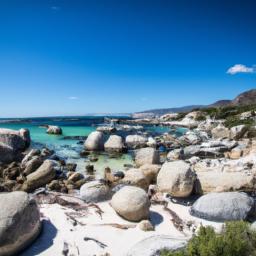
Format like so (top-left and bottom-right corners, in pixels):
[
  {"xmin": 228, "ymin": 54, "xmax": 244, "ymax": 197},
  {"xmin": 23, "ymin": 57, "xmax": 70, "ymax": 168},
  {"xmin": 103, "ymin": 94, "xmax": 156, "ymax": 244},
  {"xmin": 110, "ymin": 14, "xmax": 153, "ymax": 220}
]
[{"xmin": 0, "ymin": 0, "xmax": 255, "ymax": 117}]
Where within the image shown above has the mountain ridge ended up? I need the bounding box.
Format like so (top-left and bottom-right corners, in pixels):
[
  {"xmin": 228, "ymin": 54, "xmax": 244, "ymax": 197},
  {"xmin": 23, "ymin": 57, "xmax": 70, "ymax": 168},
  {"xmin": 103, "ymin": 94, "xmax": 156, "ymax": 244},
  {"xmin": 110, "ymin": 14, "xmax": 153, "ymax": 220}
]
[{"xmin": 133, "ymin": 89, "xmax": 256, "ymax": 117}]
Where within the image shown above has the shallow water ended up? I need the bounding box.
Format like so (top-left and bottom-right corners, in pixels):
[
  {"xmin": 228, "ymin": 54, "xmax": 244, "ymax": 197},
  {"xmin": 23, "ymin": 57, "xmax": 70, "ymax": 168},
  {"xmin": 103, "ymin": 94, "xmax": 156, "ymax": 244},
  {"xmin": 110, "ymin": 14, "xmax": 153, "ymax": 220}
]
[{"xmin": 0, "ymin": 116, "xmax": 184, "ymax": 174}]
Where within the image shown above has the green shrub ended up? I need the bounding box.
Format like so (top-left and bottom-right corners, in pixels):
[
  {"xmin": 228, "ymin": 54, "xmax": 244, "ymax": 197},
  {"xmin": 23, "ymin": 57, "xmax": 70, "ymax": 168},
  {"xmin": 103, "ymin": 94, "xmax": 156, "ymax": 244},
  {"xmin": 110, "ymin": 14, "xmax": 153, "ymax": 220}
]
[{"xmin": 161, "ymin": 221, "xmax": 256, "ymax": 256}]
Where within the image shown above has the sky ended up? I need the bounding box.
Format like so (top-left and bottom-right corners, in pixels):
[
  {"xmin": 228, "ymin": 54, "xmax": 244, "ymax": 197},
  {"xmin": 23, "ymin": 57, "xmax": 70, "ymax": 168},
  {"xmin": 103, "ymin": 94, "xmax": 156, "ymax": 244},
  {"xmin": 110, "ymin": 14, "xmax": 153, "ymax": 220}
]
[{"xmin": 0, "ymin": 0, "xmax": 255, "ymax": 117}]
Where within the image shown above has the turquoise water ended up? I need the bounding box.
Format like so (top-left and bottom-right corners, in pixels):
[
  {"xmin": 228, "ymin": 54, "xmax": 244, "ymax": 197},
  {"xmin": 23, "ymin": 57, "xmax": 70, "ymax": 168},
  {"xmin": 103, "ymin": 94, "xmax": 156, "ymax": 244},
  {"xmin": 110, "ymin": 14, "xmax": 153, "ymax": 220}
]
[
  {"xmin": 0, "ymin": 117, "xmax": 185, "ymax": 174},
  {"xmin": 0, "ymin": 123, "xmax": 95, "ymax": 147},
  {"xmin": 0, "ymin": 117, "xmax": 134, "ymax": 174}
]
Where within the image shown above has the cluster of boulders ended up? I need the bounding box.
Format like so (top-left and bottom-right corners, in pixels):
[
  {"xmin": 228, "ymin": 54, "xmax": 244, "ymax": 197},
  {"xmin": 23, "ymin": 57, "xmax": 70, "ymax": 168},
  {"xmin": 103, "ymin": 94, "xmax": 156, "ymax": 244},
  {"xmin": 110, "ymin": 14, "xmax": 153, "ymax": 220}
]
[
  {"xmin": 0, "ymin": 109, "xmax": 256, "ymax": 255},
  {"xmin": 83, "ymin": 131, "xmax": 154, "ymax": 153},
  {"xmin": 0, "ymin": 129, "xmax": 91, "ymax": 194}
]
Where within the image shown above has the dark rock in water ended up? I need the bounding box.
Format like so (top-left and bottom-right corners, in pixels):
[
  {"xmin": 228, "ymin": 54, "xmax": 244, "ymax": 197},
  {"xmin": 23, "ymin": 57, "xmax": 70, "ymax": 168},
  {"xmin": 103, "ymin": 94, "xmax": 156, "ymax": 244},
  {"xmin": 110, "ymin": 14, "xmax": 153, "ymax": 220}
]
[
  {"xmin": 123, "ymin": 163, "xmax": 134, "ymax": 168},
  {"xmin": 65, "ymin": 163, "xmax": 77, "ymax": 172},
  {"xmin": 0, "ymin": 191, "xmax": 41, "ymax": 255},
  {"xmin": 80, "ymin": 150, "xmax": 90, "ymax": 157},
  {"xmin": 63, "ymin": 136, "xmax": 87, "ymax": 140},
  {"xmin": 88, "ymin": 155, "xmax": 98, "ymax": 162},
  {"xmin": 113, "ymin": 171, "xmax": 125, "ymax": 179},
  {"xmin": 77, "ymin": 140, "xmax": 84, "ymax": 145},
  {"xmin": 85, "ymin": 164, "xmax": 94, "ymax": 174},
  {"xmin": 190, "ymin": 192, "xmax": 255, "ymax": 222}
]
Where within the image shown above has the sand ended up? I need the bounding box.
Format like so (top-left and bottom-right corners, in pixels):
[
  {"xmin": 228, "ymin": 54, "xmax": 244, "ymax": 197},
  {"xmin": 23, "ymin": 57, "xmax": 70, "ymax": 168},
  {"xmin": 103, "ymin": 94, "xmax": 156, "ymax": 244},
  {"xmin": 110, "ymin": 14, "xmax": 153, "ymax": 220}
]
[{"xmin": 21, "ymin": 198, "xmax": 223, "ymax": 256}]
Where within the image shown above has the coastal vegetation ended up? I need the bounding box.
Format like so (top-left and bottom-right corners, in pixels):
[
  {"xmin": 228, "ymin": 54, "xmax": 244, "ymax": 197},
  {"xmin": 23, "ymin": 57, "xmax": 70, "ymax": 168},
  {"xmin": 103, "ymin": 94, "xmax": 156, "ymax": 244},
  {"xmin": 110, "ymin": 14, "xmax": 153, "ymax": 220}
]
[{"xmin": 161, "ymin": 221, "xmax": 256, "ymax": 256}]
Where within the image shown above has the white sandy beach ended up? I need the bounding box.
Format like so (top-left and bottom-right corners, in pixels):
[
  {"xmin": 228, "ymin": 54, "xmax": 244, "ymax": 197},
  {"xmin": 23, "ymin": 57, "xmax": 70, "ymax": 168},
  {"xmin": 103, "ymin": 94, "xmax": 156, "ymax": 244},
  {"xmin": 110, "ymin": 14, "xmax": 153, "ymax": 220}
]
[{"xmin": 21, "ymin": 198, "xmax": 223, "ymax": 256}]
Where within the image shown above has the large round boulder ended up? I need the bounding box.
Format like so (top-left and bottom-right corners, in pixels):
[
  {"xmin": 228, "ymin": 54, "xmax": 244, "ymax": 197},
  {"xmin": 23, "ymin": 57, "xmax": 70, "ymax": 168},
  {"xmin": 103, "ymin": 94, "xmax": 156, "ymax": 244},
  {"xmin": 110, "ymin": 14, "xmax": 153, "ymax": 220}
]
[
  {"xmin": 122, "ymin": 169, "xmax": 149, "ymax": 190},
  {"xmin": 84, "ymin": 131, "xmax": 105, "ymax": 151},
  {"xmin": 22, "ymin": 160, "xmax": 57, "ymax": 192},
  {"xmin": 0, "ymin": 191, "xmax": 41, "ymax": 256},
  {"xmin": 0, "ymin": 128, "xmax": 30, "ymax": 151},
  {"xmin": 190, "ymin": 192, "xmax": 254, "ymax": 221},
  {"xmin": 135, "ymin": 147, "xmax": 160, "ymax": 167},
  {"xmin": 157, "ymin": 160, "xmax": 195, "ymax": 197},
  {"xmin": 46, "ymin": 125, "xmax": 62, "ymax": 135},
  {"xmin": 104, "ymin": 135, "xmax": 125, "ymax": 153},
  {"xmin": 125, "ymin": 135, "xmax": 148, "ymax": 149},
  {"xmin": 80, "ymin": 180, "xmax": 110, "ymax": 203},
  {"xmin": 111, "ymin": 186, "xmax": 150, "ymax": 221}
]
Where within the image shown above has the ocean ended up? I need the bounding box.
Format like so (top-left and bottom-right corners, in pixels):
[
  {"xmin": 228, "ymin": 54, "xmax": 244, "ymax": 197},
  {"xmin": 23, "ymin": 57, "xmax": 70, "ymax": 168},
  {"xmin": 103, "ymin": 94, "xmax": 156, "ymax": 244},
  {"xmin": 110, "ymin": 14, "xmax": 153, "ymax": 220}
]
[{"xmin": 0, "ymin": 116, "xmax": 183, "ymax": 175}]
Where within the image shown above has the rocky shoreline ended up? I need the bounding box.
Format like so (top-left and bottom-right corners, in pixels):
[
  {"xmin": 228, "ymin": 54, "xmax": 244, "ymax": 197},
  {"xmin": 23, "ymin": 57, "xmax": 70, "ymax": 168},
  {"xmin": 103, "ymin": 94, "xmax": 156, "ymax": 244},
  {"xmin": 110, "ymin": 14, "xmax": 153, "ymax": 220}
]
[{"xmin": 0, "ymin": 107, "xmax": 256, "ymax": 255}]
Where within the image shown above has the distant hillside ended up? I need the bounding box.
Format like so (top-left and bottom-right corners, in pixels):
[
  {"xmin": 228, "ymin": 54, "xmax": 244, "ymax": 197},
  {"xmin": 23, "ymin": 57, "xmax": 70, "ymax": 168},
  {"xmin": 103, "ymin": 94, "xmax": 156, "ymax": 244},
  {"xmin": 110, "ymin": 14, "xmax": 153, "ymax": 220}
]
[
  {"xmin": 132, "ymin": 105, "xmax": 204, "ymax": 117},
  {"xmin": 210, "ymin": 100, "xmax": 232, "ymax": 107},
  {"xmin": 133, "ymin": 89, "xmax": 256, "ymax": 117},
  {"xmin": 231, "ymin": 89, "xmax": 256, "ymax": 106}
]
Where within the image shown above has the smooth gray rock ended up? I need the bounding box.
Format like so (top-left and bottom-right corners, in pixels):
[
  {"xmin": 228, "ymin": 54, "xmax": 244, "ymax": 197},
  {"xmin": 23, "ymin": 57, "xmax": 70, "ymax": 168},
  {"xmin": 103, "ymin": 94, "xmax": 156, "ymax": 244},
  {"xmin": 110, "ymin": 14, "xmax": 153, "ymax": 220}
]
[
  {"xmin": 80, "ymin": 180, "xmax": 110, "ymax": 203},
  {"xmin": 125, "ymin": 135, "xmax": 148, "ymax": 149},
  {"xmin": 0, "ymin": 143, "xmax": 16, "ymax": 164},
  {"xmin": 135, "ymin": 147, "xmax": 160, "ymax": 167},
  {"xmin": 111, "ymin": 186, "xmax": 150, "ymax": 222},
  {"xmin": 84, "ymin": 131, "xmax": 105, "ymax": 151},
  {"xmin": 125, "ymin": 235, "xmax": 187, "ymax": 256},
  {"xmin": 190, "ymin": 192, "xmax": 254, "ymax": 221},
  {"xmin": 0, "ymin": 128, "xmax": 30, "ymax": 151},
  {"xmin": 22, "ymin": 160, "xmax": 57, "ymax": 192},
  {"xmin": 104, "ymin": 135, "xmax": 125, "ymax": 153},
  {"xmin": 23, "ymin": 156, "xmax": 43, "ymax": 176},
  {"xmin": 230, "ymin": 125, "xmax": 247, "ymax": 139},
  {"xmin": 157, "ymin": 161, "xmax": 195, "ymax": 197},
  {"xmin": 0, "ymin": 191, "xmax": 41, "ymax": 256}
]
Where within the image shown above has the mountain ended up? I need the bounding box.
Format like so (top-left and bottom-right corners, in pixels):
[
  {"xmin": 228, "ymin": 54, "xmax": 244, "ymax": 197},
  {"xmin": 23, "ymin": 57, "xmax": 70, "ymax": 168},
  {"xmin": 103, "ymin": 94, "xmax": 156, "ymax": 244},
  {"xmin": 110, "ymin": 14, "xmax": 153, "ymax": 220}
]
[
  {"xmin": 133, "ymin": 89, "xmax": 256, "ymax": 117},
  {"xmin": 231, "ymin": 89, "xmax": 256, "ymax": 106}
]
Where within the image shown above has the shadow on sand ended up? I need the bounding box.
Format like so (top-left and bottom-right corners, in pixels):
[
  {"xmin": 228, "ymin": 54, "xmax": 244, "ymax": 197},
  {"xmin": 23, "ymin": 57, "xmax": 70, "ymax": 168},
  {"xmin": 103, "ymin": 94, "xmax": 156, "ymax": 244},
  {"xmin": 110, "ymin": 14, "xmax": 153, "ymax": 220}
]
[
  {"xmin": 149, "ymin": 210, "xmax": 164, "ymax": 226},
  {"xmin": 20, "ymin": 219, "xmax": 57, "ymax": 256}
]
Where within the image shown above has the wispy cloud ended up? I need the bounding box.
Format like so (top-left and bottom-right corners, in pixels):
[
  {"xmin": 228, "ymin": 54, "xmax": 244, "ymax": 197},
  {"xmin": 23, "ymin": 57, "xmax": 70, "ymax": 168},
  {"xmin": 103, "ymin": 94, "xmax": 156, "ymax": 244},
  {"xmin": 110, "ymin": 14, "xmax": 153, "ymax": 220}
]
[
  {"xmin": 227, "ymin": 64, "xmax": 255, "ymax": 75},
  {"xmin": 68, "ymin": 96, "xmax": 78, "ymax": 100},
  {"xmin": 51, "ymin": 6, "xmax": 61, "ymax": 11}
]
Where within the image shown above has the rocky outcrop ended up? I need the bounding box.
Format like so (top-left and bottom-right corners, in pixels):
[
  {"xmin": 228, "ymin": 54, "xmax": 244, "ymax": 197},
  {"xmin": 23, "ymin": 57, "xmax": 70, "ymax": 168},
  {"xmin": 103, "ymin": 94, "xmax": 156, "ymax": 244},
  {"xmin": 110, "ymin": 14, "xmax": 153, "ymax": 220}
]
[
  {"xmin": 125, "ymin": 135, "xmax": 148, "ymax": 149},
  {"xmin": 125, "ymin": 235, "xmax": 187, "ymax": 256},
  {"xmin": 22, "ymin": 160, "xmax": 57, "ymax": 192},
  {"xmin": 97, "ymin": 126, "xmax": 116, "ymax": 133},
  {"xmin": 46, "ymin": 125, "xmax": 62, "ymax": 135},
  {"xmin": 0, "ymin": 128, "xmax": 30, "ymax": 151},
  {"xmin": 135, "ymin": 147, "xmax": 160, "ymax": 167},
  {"xmin": 111, "ymin": 186, "xmax": 150, "ymax": 221},
  {"xmin": 104, "ymin": 135, "xmax": 125, "ymax": 153},
  {"xmin": 84, "ymin": 131, "xmax": 105, "ymax": 151},
  {"xmin": 190, "ymin": 192, "xmax": 254, "ymax": 221},
  {"xmin": 23, "ymin": 156, "xmax": 43, "ymax": 176},
  {"xmin": 0, "ymin": 191, "xmax": 41, "ymax": 256},
  {"xmin": 157, "ymin": 161, "xmax": 195, "ymax": 197},
  {"xmin": 80, "ymin": 180, "xmax": 110, "ymax": 203},
  {"xmin": 194, "ymin": 156, "xmax": 256, "ymax": 193},
  {"xmin": 211, "ymin": 124, "xmax": 230, "ymax": 139},
  {"xmin": 230, "ymin": 125, "xmax": 247, "ymax": 140}
]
